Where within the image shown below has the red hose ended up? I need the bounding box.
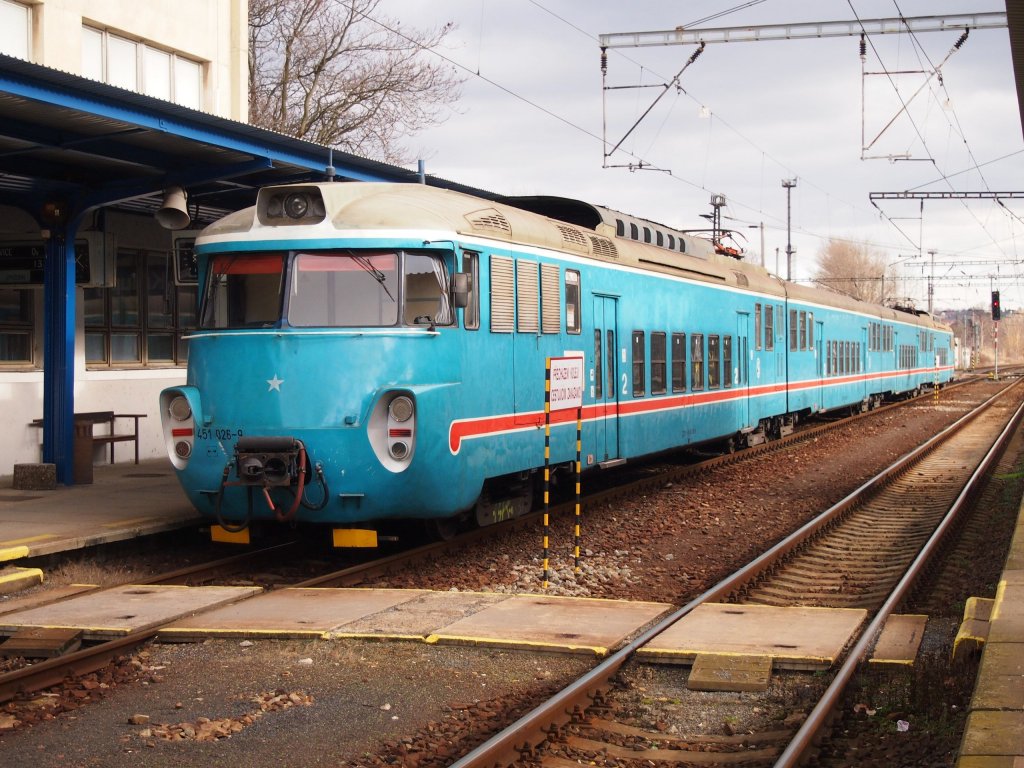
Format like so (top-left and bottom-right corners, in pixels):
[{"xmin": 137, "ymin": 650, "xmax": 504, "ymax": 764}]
[{"xmin": 275, "ymin": 443, "xmax": 306, "ymax": 523}]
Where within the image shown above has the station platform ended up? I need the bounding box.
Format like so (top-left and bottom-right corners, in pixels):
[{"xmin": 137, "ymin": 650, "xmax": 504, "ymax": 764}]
[
  {"xmin": 0, "ymin": 459, "xmax": 200, "ymax": 565},
  {"xmin": 956, "ymin": 494, "xmax": 1024, "ymax": 766}
]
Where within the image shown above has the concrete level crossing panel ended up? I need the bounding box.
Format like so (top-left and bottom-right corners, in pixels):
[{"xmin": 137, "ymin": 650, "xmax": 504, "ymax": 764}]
[
  {"xmin": 428, "ymin": 594, "xmax": 672, "ymax": 656},
  {"xmin": 160, "ymin": 588, "xmax": 432, "ymax": 640},
  {"xmin": 0, "ymin": 585, "xmax": 261, "ymax": 640},
  {"xmin": 638, "ymin": 603, "xmax": 868, "ymax": 670}
]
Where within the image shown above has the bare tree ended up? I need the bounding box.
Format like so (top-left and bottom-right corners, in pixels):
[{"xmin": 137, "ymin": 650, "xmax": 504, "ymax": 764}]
[
  {"xmin": 813, "ymin": 239, "xmax": 896, "ymax": 305},
  {"xmin": 248, "ymin": 0, "xmax": 463, "ymax": 162}
]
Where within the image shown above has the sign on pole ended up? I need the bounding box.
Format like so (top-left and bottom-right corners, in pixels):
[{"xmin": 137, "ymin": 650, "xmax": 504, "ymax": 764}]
[{"xmin": 549, "ymin": 356, "xmax": 584, "ymax": 411}]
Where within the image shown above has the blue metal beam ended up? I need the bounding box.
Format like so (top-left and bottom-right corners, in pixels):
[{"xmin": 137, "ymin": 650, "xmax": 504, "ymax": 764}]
[{"xmin": 0, "ymin": 67, "xmax": 400, "ymax": 183}]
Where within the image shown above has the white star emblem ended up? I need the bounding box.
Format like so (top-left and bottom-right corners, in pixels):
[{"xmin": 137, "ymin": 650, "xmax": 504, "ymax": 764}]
[{"xmin": 267, "ymin": 374, "xmax": 284, "ymax": 392}]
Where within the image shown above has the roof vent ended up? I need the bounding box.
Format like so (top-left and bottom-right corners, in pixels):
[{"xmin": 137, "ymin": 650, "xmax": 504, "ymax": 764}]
[
  {"xmin": 466, "ymin": 208, "xmax": 512, "ymax": 236},
  {"xmin": 556, "ymin": 223, "xmax": 589, "ymax": 253},
  {"xmin": 732, "ymin": 271, "xmax": 749, "ymax": 287},
  {"xmin": 589, "ymin": 234, "xmax": 618, "ymax": 259}
]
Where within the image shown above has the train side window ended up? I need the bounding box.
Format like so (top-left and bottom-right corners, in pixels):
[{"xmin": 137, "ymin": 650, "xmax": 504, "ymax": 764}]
[
  {"xmin": 765, "ymin": 305, "xmax": 774, "ymax": 351},
  {"xmin": 789, "ymin": 309, "xmax": 798, "ymax": 351},
  {"xmin": 708, "ymin": 335, "xmax": 721, "ymax": 389},
  {"xmin": 799, "ymin": 311, "xmax": 807, "ymax": 350},
  {"xmin": 540, "ymin": 263, "xmax": 560, "ymax": 334},
  {"xmin": 632, "ymin": 331, "xmax": 645, "ymax": 397},
  {"xmin": 671, "ymin": 333, "xmax": 686, "ymax": 392},
  {"xmin": 807, "ymin": 313, "xmax": 814, "ymax": 348},
  {"xmin": 606, "ymin": 330, "xmax": 615, "ymax": 397},
  {"xmin": 565, "ymin": 270, "xmax": 581, "ymax": 334},
  {"xmin": 723, "ymin": 335, "xmax": 733, "ymax": 388},
  {"xmin": 462, "ymin": 252, "xmax": 479, "ymax": 330},
  {"xmin": 691, "ymin": 333, "xmax": 705, "ymax": 391},
  {"xmin": 754, "ymin": 304, "xmax": 762, "ymax": 350},
  {"xmin": 594, "ymin": 330, "xmax": 603, "ymax": 398},
  {"xmin": 651, "ymin": 332, "xmax": 666, "ymax": 395}
]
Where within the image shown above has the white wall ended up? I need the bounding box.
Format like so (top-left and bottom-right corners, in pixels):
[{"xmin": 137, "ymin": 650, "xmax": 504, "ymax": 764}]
[{"xmin": 29, "ymin": 0, "xmax": 248, "ymax": 120}]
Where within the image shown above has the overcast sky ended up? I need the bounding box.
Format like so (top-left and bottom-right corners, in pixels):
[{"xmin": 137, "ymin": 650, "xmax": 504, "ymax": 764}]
[{"xmin": 378, "ymin": 1, "xmax": 1022, "ymax": 313}]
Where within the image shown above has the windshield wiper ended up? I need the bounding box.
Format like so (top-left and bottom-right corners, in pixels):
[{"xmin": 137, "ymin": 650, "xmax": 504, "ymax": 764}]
[{"xmin": 352, "ymin": 255, "xmax": 395, "ymax": 302}]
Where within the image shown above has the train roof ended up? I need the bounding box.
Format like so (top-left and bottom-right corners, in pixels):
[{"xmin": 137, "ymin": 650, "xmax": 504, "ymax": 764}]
[{"xmin": 201, "ymin": 181, "xmax": 950, "ymax": 333}]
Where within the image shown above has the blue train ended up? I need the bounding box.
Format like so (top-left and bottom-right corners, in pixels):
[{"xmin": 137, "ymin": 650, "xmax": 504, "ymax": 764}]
[{"xmin": 160, "ymin": 182, "xmax": 954, "ymax": 545}]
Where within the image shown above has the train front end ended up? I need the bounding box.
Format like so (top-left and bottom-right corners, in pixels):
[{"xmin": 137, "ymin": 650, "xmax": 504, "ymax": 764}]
[{"xmin": 159, "ymin": 183, "xmax": 473, "ymax": 545}]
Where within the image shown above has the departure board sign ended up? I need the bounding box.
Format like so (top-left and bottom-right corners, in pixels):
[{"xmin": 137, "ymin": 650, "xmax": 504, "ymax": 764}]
[{"xmin": 0, "ymin": 241, "xmax": 91, "ymax": 285}]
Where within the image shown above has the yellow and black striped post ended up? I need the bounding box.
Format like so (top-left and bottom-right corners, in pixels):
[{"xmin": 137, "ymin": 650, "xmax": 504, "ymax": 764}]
[
  {"xmin": 573, "ymin": 403, "xmax": 582, "ymax": 572},
  {"xmin": 543, "ymin": 358, "xmax": 551, "ymax": 589}
]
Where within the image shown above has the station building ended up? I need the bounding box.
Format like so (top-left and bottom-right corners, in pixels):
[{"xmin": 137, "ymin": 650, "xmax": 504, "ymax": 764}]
[{"xmin": 0, "ymin": 0, "xmax": 486, "ymax": 484}]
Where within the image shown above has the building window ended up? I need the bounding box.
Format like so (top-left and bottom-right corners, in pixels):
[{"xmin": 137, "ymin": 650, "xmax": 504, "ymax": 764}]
[
  {"xmin": 651, "ymin": 332, "xmax": 666, "ymax": 395},
  {"xmin": 0, "ymin": 288, "xmax": 33, "ymax": 364},
  {"xmin": 0, "ymin": 0, "xmax": 30, "ymax": 60},
  {"xmin": 85, "ymin": 250, "xmax": 196, "ymax": 367},
  {"xmin": 82, "ymin": 25, "xmax": 202, "ymax": 109},
  {"xmin": 632, "ymin": 330, "xmax": 645, "ymax": 397}
]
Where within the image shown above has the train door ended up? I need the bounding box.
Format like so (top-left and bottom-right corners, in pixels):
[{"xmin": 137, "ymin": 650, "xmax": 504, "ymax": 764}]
[
  {"xmin": 592, "ymin": 295, "xmax": 620, "ymax": 464},
  {"xmin": 736, "ymin": 312, "xmax": 750, "ymax": 428}
]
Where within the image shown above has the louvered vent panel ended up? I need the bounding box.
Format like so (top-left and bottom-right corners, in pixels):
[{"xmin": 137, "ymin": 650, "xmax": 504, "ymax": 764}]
[
  {"xmin": 490, "ymin": 255, "xmax": 515, "ymax": 333},
  {"xmin": 540, "ymin": 263, "xmax": 561, "ymax": 334},
  {"xmin": 467, "ymin": 208, "xmax": 512, "ymax": 236},
  {"xmin": 516, "ymin": 260, "xmax": 539, "ymax": 333},
  {"xmin": 589, "ymin": 235, "xmax": 618, "ymax": 259},
  {"xmin": 557, "ymin": 224, "xmax": 589, "ymax": 253}
]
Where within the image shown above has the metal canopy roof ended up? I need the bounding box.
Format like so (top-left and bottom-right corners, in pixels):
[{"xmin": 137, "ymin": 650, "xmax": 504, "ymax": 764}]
[{"xmin": 0, "ymin": 53, "xmax": 497, "ymax": 227}]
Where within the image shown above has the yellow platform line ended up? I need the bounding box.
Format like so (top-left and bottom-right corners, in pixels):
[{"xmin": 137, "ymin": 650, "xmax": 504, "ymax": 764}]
[
  {"xmin": 426, "ymin": 633, "xmax": 608, "ymax": 657},
  {"xmin": 101, "ymin": 516, "xmax": 164, "ymax": 528},
  {"xmin": 0, "ymin": 566, "xmax": 43, "ymax": 593}
]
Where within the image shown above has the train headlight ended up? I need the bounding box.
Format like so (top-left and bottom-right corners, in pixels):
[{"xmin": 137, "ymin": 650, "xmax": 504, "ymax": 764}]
[
  {"xmin": 174, "ymin": 440, "xmax": 192, "ymax": 459},
  {"xmin": 388, "ymin": 441, "xmax": 409, "ymax": 460},
  {"xmin": 284, "ymin": 192, "xmax": 310, "ymax": 219},
  {"xmin": 168, "ymin": 395, "xmax": 192, "ymax": 421},
  {"xmin": 389, "ymin": 396, "xmax": 414, "ymax": 423}
]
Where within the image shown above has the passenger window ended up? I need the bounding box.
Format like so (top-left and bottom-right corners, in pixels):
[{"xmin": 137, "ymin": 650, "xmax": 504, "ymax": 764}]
[
  {"xmin": 807, "ymin": 313, "xmax": 814, "ymax": 348},
  {"xmin": 463, "ymin": 252, "xmax": 479, "ymax": 330},
  {"xmin": 765, "ymin": 305, "xmax": 774, "ymax": 351},
  {"xmin": 651, "ymin": 332, "xmax": 666, "ymax": 395},
  {"xmin": 708, "ymin": 334, "xmax": 721, "ymax": 389},
  {"xmin": 723, "ymin": 336, "xmax": 732, "ymax": 388},
  {"xmin": 594, "ymin": 330, "xmax": 603, "ymax": 398},
  {"xmin": 755, "ymin": 303, "xmax": 762, "ymax": 350},
  {"xmin": 632, "ymin": 331, "xmax": 645, "ymax": 397},
  {"xmin": 691, "ymin": 334, "xmax": 704, "ymax": 391},
  {"xmin": 565, "ymin": 270, "xmax": 581, "ymax": 334},
  {"xmin": 789, "ymin": 309, "xmax": 798, "ymax": 351},
  {"xmin": 671, "ymin": 333, "xmax": 686, "ymax": 392}
]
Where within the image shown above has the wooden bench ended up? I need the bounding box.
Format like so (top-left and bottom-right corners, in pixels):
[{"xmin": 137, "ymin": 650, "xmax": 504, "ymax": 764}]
[{"xmin": 30, "ymin": 411, "xmax": 147, "ymax": 464}]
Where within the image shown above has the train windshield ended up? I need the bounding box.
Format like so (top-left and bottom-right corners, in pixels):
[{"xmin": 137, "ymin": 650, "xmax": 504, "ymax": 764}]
[
  {"xmin": 200, "ymin": 250, "xmax": 453, "ymax": 329},
  {"xmin": 287, "ymin": 251, "xmax": 453, "ymax": 328},
  {"xmin": 200, "ymin": 253, "xmax": 286, "ymax": 328}
]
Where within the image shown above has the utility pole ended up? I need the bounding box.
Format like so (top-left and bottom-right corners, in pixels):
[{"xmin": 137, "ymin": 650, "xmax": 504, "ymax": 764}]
[
  {"xmin": 927, "ymin": 249, "xmax": 935, "ymax": 315},
  {"xmin": 782, "ymin": 179, "xmax": 796, "ymax": 281}
]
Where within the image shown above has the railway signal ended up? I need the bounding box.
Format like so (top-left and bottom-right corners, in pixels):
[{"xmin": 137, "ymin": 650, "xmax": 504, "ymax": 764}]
[{"xmin": 991, "ymin": 290, "xmax": 1001, "ymax": 321}]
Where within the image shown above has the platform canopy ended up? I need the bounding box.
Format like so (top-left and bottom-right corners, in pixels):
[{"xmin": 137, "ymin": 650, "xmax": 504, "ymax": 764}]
[{"xmin": 0, "ymin": 53, "xmax": 496, "ymax": 484}]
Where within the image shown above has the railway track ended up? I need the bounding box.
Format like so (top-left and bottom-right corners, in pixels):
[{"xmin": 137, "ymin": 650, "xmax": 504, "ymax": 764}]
[
  {"xmin": 0, "ymin": 374, "xmax": 1016, "ymax": 747},
  {"xmin": 447, "ymin": 378, "xmax": 1024, "ymax": 768}
]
